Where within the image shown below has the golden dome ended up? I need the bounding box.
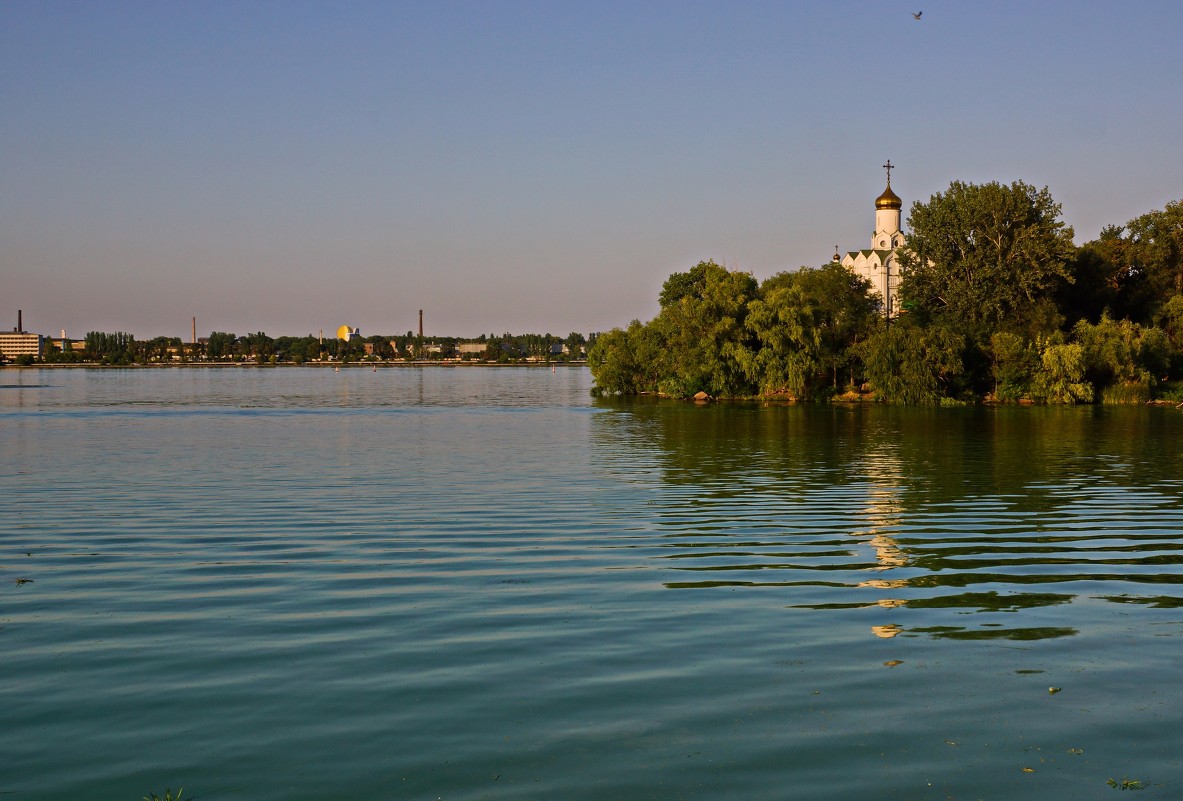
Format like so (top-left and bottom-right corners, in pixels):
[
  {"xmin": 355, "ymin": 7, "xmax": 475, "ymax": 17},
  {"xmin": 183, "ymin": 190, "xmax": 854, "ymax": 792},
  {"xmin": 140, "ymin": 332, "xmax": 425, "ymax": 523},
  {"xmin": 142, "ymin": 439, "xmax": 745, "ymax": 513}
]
[
  {"xmin": 875, "ymin": 183, "xmax": 902, "ymax": 210},
  {"xmin": 875, "ymin": 182, "xmax": 899, "ymax": 210}
]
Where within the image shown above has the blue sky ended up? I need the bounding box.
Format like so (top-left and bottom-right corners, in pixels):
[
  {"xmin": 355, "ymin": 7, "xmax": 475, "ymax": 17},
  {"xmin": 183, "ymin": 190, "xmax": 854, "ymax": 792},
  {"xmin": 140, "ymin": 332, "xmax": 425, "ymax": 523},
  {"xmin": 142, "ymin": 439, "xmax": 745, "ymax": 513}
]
[{"xmin": 3, "ymin": 1, "xmax": 1181, "ymax": 339}]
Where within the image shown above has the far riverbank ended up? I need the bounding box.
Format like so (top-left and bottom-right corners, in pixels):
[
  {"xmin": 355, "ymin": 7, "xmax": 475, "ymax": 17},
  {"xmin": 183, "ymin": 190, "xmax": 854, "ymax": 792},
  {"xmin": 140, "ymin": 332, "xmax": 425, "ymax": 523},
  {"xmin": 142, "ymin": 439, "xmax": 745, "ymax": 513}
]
[{"xmin": 2, "ymin": 360, "xmax": 588, "ymax": 369}]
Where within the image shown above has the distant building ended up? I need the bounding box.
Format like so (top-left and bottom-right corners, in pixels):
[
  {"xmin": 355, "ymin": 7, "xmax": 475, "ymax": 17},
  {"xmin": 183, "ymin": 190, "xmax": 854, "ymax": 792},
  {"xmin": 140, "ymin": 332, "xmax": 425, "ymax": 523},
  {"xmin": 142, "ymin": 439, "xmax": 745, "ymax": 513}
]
[
  {"xmin": 839, "ymin": 162, "xmax": 904, "ymax": 317},
  {"xmin": 0, "ymin": 331, "xmax": 42, "ymax": 358},
  {"xmin": 50, "ymin": 329, "xmax": 86, "ymax": 351},
  {"xmin": 337, "ymin": 325, "xmax": 361, "ymax": 342},
  {"xmin": 1, "ymin": 311, "xmax": 42, "ymax": 358}
]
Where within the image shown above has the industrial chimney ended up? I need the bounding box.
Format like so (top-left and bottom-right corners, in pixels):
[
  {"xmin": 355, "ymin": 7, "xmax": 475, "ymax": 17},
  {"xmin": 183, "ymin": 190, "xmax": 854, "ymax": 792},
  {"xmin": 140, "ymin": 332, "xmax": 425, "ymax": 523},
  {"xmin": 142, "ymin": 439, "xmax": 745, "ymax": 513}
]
[{"xmin": 17, "ymin": 309, "xmax": 22, "ymax": 333}]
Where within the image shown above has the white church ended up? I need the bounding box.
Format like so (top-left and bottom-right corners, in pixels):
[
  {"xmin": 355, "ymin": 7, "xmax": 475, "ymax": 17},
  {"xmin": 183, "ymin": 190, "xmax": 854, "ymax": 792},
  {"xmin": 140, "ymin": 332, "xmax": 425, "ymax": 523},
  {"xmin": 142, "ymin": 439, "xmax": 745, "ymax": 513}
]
[{"xmin": 837, "ymin": 161, "xmax": 903, "ymax": 317}]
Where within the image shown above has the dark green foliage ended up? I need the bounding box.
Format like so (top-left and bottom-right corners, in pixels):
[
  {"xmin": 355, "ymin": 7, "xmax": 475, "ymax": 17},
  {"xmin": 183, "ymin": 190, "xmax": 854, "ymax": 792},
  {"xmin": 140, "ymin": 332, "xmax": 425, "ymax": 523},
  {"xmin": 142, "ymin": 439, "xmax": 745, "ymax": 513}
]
[
  {"xmin": 594, "ymin": 320, "xmax": 673, "ymax": 395},
  {"xmin": 590, "ymin": 261, "xmax": 760, "ymax": 397},
  {"xmin": 989, "ymin": 332, "xmax": 1039, "ymax": 401},
  {"xmin": 135, "ymin": 336, "xmax": 182, "ymax": 363},
  {"xmin": 1059, "ymin": 229, "xmax": 1146, "ymax": 324},
  {"xmin": 42, "ymin": 341, "xmax": 83, "ymax": 363},
  {"xmin": 1068, "ymin": 314, "xmax": 1170, "ymax": 402},
  {"xmin": 1127, "ymin": 199, "xmax": 1183, "ymax": 303},
  {"xmin": 84, "ymin": 331, "xmax": 136, "ymax": 363},
  {"xmin": 856, "ymin": 323, "xmax": 965, "ymax": 404},
  {"xmin": 1160, "ymin": 294, "xmax": 1183, "ymax": 349},
  {"xmin": 1067, "ymin": 202, "xmax": 1183, "ymax": 328},
  {"xmin": 899, "ymin": 180, "xmax": 1075, "ymax": 342},
  {"xmin": 659, "ymin": 261, "xmax": 720, "ymax": 308},
  {"xmin": 592, "ymin": 260, "xmax": 879, "ymax": 399},
  {"xmin": 565, "ymin": 331, "xmax": 587, "ymax": 356},
  {"xmin": 652, "ymin": 262, "xmax": 758, "ymax": 397},
  {"xmin": 205, "ymin": 331, "xmax": 236, "ymax": 360},
  {"xmin": 739, "ymin": 262, "xmax": 879, "ymax": 398}
]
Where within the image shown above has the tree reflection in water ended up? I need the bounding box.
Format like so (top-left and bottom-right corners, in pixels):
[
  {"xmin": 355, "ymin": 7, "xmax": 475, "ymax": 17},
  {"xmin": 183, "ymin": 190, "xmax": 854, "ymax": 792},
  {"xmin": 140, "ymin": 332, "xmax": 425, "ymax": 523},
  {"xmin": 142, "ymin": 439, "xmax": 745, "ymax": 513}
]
[{"xmin": 591, "ymin": 399, "xmax": 1183, "ymax": 641}]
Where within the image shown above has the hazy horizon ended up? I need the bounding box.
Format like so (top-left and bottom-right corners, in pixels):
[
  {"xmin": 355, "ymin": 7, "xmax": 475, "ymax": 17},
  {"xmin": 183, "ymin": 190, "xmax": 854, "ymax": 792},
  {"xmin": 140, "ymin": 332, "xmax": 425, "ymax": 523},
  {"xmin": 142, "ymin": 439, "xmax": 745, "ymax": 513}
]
[{"xmin": 4, "ymin": 1, "xmax": 1182, "ymax": 340}]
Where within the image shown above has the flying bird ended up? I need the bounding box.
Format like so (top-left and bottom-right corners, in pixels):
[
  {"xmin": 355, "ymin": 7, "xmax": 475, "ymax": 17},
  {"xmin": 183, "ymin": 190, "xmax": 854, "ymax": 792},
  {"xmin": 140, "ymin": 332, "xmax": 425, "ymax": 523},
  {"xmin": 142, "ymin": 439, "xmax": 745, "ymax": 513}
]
[{"xmin": 913, "ymin": 11, "xmax": 922, "ymax": 20}]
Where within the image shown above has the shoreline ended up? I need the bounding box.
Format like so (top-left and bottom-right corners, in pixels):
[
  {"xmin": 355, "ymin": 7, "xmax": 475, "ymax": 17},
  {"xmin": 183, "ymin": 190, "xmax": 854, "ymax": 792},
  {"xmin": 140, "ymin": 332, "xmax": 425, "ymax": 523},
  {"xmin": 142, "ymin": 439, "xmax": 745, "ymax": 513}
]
[{"xmin": 2, "ymin": 360, "xmax": 589, "ymax": 369}]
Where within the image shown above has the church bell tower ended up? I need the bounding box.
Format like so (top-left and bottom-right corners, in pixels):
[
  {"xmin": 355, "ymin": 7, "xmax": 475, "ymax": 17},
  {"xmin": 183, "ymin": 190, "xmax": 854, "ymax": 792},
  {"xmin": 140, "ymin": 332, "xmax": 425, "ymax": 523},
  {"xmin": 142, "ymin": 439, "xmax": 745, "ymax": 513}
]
[
  {"xmin": 873, "ymin": 159, "xmax": 903, "ymax": 251},
  {"xmin": 838, "ymin": 160, "xmax": 904, "ymax": 318}
]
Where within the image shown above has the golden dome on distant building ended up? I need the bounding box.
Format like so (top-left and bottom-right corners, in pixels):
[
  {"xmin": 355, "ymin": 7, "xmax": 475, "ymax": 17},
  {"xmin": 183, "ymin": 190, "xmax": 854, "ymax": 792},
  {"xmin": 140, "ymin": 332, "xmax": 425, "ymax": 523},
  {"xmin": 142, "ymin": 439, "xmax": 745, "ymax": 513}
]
[{"xmin": 875, "ymin": 182, "xmax": 902, "ymax": 210}]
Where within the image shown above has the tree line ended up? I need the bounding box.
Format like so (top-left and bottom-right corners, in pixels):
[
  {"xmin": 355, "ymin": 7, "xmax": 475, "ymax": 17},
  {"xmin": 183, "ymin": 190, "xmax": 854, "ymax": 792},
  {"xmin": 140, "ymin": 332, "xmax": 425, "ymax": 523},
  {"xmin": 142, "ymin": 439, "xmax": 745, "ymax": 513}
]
[
  {"xmin": 35, "ymin": 330, "xmax": 591, "ymax": 365},
  {"xmin": 589, "ymin": 181, "xmax": 1183, "ymax": 404}
]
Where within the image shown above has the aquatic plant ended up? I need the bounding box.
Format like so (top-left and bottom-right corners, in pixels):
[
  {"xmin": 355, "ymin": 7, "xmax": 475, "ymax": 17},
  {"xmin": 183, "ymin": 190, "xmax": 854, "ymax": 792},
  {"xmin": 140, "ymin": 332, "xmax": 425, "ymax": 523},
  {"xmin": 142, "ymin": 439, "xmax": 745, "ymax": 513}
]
[{"xmin": 143, "ymin": 788, "xmax": 190, "ymax": 801}]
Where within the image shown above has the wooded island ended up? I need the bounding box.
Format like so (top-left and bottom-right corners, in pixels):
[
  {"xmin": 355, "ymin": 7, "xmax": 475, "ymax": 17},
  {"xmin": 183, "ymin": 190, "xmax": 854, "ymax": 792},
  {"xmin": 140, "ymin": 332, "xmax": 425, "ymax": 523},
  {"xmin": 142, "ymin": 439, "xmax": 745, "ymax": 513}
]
[{"xmin": 589, "ymin": 181, "xmax": 1183, "ymax": 405}]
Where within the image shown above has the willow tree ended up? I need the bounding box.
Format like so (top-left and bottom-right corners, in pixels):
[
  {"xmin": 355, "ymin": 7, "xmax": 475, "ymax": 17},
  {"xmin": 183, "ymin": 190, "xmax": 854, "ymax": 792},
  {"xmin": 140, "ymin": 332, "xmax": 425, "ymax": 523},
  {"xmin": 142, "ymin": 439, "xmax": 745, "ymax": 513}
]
[
  {"xmin": 739, "ymin": 263, "xmax": 878, "ymax": 398},
  {"xmin": 651, "ymin": 260, "xmax": 757, "ymax": 397},
  {"xmin": 856, "ymin": 322, "xmax": 965, "ymax": 404},
  {"xmin": 899, "ymin": 180, "xmax": 1076, "ymax": 342},
  {"xmin": 587, "ymin": 320, "xmax": 669, "ymax": 396},
  {"xmin": 588, "ymin": 261, "xmax": 757, "ymax": 397}
]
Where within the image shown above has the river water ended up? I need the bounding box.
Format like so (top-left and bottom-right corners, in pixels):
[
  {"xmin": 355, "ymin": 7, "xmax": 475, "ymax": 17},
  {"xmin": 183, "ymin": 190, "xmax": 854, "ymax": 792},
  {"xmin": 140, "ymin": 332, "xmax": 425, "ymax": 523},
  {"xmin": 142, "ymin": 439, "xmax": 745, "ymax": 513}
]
[{"xmin": 2, "ymin": 366, "xmax": 1182, "ymax": 800}]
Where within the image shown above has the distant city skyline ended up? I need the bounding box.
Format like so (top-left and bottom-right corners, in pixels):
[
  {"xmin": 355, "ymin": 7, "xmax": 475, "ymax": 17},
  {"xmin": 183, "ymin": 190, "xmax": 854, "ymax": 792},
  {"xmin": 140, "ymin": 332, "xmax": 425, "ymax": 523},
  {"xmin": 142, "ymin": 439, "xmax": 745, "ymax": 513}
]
[{"xmin": 4, "ymin": 1, "xmax": 1182, "ymax": 339}]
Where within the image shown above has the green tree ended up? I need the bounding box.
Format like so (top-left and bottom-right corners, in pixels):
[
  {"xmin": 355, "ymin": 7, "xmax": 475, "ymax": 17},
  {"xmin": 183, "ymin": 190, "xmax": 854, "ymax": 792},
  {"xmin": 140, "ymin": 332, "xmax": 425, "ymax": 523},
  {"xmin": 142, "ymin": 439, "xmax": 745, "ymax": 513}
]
[
  {"xmin": 659, "ymin": 261, "xmax": 718, "ymax": 308},
  {"xmin": 241, "ymin": 332, "xmax": 274, "ymax": 363},
  {"xmin": 138, "ymin": 336, "xmax": 178, "ymax": 363},
  {"xmin": 43, "ymin": 339, "xmax": 82, "ymax": 364},
  {"xmin": 791, "ymin": 262, "xmax": 879, "ymax": 389},
  {"xmin": 899, "ymin": 180, "xmax": 1076, "ymax": 342},
  {"xmin": 1032, "ymin": 342, "xmax": 1093, "ymax": 404},
  {"xmin": 1060, "ymin": 226, "xmax": 1147, "ymax": 325},
  {"xmin": 739, "ymin": 262, "xmax": 877, "ymax": 399},
  {"xmin": 206, "ymin": 331, "xmax": 236, "ymax": 360},
  {"xmin": 988, "ymin": 332, "xmax": 1039, "ymax": 401},
  {"xmin": 1125, "ymin": 200, "xmax": 1183, "ymax": 305},
  {"xmin": 1158, "ymin": 294, "xmax": 1183, "ymax": 379},
  {"xmin": 83, "ymin": 331, "xmax": 135, "ymax": 363},
  {"xmin": 1072, "ymin": 314, "xmax": 1169, "ymax": 401},
  {"xmin": 651, "ymin": 261, "xmax": 757, "ymax": 397},
  {"xmin": 565, "ymin": 331, "xmax": 587, "ymax": 357},
  {"xmin": 588, "ymin": 320, "xmax": 669, "ymax": 395},
  {"xmin": 857, "ymin": 323, "xmax": 965, "ymax": 404},
  {"xmin": 1159, "ymin": 295, "xmax": 1183, "ymax": 352},
  {"xmin": 739, "ymin": 279, "xmax": 822, "ymax": 398},
  {"xmin": 363, "ymin": 335, "xmax": 394, "ymax": 360},
  {"xmin": 590, "ymin": 261, "xmax": 758, "ymax": 397}
]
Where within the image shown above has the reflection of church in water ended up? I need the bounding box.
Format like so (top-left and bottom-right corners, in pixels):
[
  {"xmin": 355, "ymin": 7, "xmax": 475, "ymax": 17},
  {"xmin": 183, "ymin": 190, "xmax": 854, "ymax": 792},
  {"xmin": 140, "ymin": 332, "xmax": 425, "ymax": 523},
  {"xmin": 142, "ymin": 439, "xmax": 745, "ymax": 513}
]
[
  {"xmin": 851, "ymin": 445, "xmax": 911, "ymax": 639},
  {"xmin": 835, "ymin": 160, "xmax": 904, "ymax": 317}
]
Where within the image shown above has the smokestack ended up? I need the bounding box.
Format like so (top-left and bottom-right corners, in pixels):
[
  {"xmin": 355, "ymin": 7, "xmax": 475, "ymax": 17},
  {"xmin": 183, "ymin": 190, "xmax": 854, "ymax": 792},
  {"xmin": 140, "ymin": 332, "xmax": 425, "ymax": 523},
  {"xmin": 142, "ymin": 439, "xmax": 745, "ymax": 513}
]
[
  {"xmin": 419, "ymin": 309, "xmax": 423, "ymax": 339},
  {"xmin": 192, "ymin": 317, "xmax": 197, "ymax": 345},
  {"xmin": 17, "ymin": 309, "xmax": 22, "ymax": 333}
]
